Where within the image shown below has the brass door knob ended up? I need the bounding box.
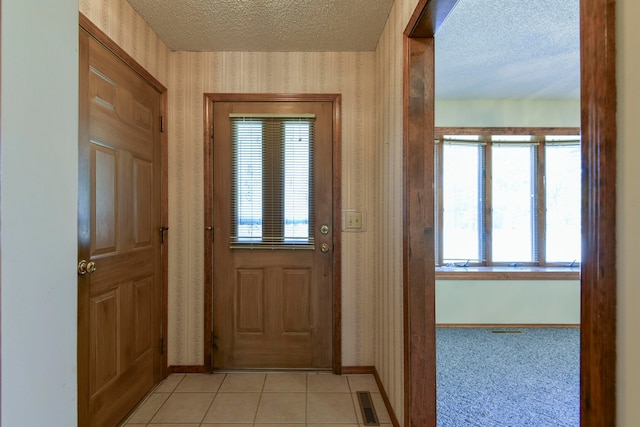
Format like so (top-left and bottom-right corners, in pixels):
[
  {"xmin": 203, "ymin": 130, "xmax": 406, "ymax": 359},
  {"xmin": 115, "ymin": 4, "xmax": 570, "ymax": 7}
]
[
  {"xmin": 78, "ymin": 260, "xmax": 88, "ymax": 275},
  {"xmin": 86, "ymin": 261, "xmax": 97, "ymax": 274},
  {"xmin": 78, "ymin": 260, "xmax": 97, "ymax": 275},
  {"xmin": 320, "ymin": 243, "xmax": 330, "ymax": 253}
]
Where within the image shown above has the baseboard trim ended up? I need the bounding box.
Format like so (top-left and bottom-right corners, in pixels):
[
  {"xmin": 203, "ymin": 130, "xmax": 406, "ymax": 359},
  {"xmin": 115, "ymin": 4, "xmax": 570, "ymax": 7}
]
[
  {"xmin": 168, "ymin": 365, "xmax": 209, "ymax": 373},
  {"xmin": 436, "ymin": 323, "xmax": 580, "ymax": 328},
  {"xmin": 342, "ymin": 366, "xmax": 400, "ymax": 427}
]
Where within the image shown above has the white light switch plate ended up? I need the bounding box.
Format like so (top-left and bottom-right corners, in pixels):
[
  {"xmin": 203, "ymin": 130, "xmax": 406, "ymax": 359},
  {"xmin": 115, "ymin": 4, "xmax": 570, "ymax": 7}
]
[{"xmin": 342, "ymin": 210, "xmax": 366, "ymax": 232}]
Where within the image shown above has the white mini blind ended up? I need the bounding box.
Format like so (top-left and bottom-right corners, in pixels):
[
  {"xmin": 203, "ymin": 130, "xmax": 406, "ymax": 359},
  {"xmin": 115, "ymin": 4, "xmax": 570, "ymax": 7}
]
[{"xmin": 230, "ymin": 114, "xmax": 315, "ymax": 249}]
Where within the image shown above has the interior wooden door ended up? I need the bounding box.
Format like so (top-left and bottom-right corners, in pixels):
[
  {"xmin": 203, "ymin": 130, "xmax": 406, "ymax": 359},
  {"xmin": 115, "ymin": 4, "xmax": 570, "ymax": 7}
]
[
  {"xmin": 78, "ymin": 30, "xmax": 163, "ymax": 427},
  {"xmin": 212, "ymin": 101, "xmax": 334, "ymax": 369}
]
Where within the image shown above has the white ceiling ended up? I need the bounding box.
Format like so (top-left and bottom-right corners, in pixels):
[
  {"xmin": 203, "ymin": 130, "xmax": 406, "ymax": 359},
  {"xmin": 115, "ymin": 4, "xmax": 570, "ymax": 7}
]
[
  {"xmin": 127, "ymin": 0, "xmax": 580, "ymax": 100},
  {"xmin": 435, "ymin": 0, "xmax": 580, "ymax": 99},
  {"xmin": 127, "ymin": 0, "xmax": 395, "ymax": 52}
]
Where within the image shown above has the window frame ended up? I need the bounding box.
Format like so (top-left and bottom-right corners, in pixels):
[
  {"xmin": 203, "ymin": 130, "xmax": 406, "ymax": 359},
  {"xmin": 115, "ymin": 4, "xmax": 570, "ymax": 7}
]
[{"xmin": 435, "ymin": 127, "xmax": 581, "ymax": 280}]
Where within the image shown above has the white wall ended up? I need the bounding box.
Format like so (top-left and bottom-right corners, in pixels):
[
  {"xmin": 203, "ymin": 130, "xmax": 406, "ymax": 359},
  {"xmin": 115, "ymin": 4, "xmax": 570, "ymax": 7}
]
[
  {"xmin": 1, "ymin": 0, "xmax": 78, "ymax": 425},
  {"xmin": 617, "ymin": 0, "xmax": 640, "ymax": 423},
  {"xmin": 436, "ymin": 99, "xmax": 580, "ymax": 127},
  {"xmin": 436, "ymin": 280, "xmax": 580, "ymax": 324}
]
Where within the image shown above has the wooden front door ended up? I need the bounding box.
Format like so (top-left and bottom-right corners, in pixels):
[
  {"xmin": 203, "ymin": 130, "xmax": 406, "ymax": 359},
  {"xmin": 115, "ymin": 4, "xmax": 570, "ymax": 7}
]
[
  {"xmin": 78, "ymin": 30, "xmax": 163, "ymax": 427},
  {"xmin": 212, "ymin": 100, "xmax": 334, "ymax": 369}
]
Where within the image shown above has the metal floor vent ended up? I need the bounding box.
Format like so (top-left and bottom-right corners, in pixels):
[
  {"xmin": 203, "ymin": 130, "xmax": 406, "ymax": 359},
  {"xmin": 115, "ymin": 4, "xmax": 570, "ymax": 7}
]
[
  {"xmin": 491, "ymin": 330, "xmax": 523, "ymax": 334},
  {"xmin": 356, "ymin": 391, "xmax": 380, "ymax": 426}
]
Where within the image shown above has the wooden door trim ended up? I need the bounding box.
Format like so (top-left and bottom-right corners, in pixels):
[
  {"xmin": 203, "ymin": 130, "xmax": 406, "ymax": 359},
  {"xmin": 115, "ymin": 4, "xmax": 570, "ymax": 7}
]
[
  {"xmin": 403, "ymin": 0, "xmax": 617, "ymax": 426},
  {"xmin": 78, "ymin": 9, "xmax": 170, "ymax": 391},
  {"xmin": 204, "ymin": 93, "xmax": 342, "ymax": 373},
  {"xmin": 402, "ymin": 36, "xmax": 437, "ymax": 425},
  {"xmin": 578, "ymin": 0, "xmax": 617, "ymax": 424}
]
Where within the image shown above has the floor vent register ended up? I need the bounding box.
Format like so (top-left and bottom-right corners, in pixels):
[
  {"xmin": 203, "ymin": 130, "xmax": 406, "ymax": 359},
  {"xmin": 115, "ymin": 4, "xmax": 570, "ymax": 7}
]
[{"xmin": 356, "ymin": 391, "xmax": 380, "ymax": 426}]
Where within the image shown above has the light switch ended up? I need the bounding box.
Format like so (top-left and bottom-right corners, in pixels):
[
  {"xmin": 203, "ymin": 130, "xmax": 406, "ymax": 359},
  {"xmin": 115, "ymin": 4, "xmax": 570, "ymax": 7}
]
[{"xmin": 343, "ymin": 210, "xmax": 366, "ymax": 231}]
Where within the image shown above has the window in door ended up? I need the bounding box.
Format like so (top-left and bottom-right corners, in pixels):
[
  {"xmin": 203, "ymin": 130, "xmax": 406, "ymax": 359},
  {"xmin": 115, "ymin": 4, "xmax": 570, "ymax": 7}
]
[{"xmin": 230, "ymin": 114, "xmax": 315, "ymax": 249}]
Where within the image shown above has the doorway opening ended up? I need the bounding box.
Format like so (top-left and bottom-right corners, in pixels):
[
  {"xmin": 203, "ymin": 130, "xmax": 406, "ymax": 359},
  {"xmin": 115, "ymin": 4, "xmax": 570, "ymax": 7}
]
[{"xmin": 403, "ymin": 0, "xmax": 616, "ymax": 425}]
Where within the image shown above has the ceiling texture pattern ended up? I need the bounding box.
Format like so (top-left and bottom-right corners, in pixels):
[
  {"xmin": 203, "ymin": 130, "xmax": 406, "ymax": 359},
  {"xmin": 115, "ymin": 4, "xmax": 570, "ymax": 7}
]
[
  {"xmin": 127, "ymin": 0, "xmax": 395, "ymax": 52},
  {"xmin": 435, "ymin": 0, "xmax": 580, "ymax": 99},
  {"xmin": 127, "ymin": 0, "xmax": 580, "ymax": 99}
]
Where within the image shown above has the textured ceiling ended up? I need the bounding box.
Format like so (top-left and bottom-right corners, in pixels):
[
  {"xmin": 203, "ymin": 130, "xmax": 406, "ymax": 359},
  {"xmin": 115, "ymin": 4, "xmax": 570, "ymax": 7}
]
[
  {"xmin": 435, "ymin": 0, "xmax": 580, "ymax": 99},
  {"xmin": 127, "ymin": 0, "xmax": 580, "ymax": 99},
  {"xmin": 127, "ymin": 0, "xmax": 395, "ymax": 52}
]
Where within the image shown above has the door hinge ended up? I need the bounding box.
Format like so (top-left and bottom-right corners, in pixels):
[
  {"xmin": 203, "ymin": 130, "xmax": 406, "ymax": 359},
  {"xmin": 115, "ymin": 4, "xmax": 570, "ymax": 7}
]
[
  {"xmin": 160, "ymin": 115, "xmax": 165, "ymax": 133},
  {"xmin": 160, "ymin": 226, "xmax": 169, "ymax": 244},
  {"xmin": 160, "ymin": 337, "xmax": 165, "ymax": 354}
]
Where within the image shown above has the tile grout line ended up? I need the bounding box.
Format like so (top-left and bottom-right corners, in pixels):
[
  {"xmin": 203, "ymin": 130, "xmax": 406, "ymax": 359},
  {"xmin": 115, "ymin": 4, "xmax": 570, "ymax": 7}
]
[
  {"xmin": 253, "ymin": 372, "xmax": 269, "ymax": 424},
  {"xmin": 199, "ymin": 372, "xmax": 226, "ymax": 426},
  {"xmin": 305, "ymin": 372, "xmax": 309, "ymax": 425},
  {"xmin": 151, "ymin": 373, "xmax": 185, "ymax": 426}
]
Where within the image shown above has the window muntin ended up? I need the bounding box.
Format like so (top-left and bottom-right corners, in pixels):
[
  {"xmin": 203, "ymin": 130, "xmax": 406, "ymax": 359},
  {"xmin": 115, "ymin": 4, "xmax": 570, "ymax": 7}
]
[
  {"xmin": 231, "ymin": 115, "xmax": 315, "ymax": 249},
  {"xmin": 435, "ymin": 129, "xmax": 580, "ymax": 268}
]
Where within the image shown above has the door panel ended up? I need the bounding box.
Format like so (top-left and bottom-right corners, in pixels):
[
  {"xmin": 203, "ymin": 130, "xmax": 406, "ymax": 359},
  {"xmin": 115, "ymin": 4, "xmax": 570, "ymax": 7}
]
[
  {"xmin": 134, "ymin": 278, "xmax": 154, "ymax": 358},
  {"xmin": 282, "ymin": 269, "xmax": 311, "ymax": 332},
  {"xmin": 79, "ymin": 30, "xmax": 163, "ymax": 427},
  {"xmin": 90, "ymin": 289, "xmax": 119, "ymax": 391},
  {"xmin": 133, "ymin": 159, "xmax": 153, "ymax": 246},
  {"xmin": 93, "ymin": 144, "xmax": 118, "ymax": 254},
  {"xmin": 236, "ymin": 269, "xmax": 265, "ymax": 332},
  {"xmin": 213, "ymin": 101, "xmax": 333, "ymax": 369}
]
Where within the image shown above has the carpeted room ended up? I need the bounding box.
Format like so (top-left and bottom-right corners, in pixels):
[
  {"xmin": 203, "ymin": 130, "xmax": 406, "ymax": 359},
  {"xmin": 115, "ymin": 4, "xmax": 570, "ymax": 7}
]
[{"xmin": 433, "ymin": 0, "xmax": 581, "ymax": 424}]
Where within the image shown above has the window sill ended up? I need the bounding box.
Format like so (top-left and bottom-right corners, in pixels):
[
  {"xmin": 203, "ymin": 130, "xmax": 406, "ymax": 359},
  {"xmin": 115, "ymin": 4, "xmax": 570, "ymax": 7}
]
[{"xmin": 435, "ymin": 266, "xmax": 580, "ymax": 280}]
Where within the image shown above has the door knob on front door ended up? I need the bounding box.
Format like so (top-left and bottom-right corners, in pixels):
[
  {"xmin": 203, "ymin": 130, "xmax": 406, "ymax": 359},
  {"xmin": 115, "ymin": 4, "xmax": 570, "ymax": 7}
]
[{"xmin": 320, "ymin": 243, "xmax": 330, "ymax": 253}]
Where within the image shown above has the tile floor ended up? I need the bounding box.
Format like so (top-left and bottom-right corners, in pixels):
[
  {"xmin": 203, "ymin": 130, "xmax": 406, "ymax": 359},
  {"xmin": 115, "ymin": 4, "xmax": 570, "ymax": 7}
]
[{"xmin": 120, "ymin": 371, "xmax": 394, "ymax": 426}]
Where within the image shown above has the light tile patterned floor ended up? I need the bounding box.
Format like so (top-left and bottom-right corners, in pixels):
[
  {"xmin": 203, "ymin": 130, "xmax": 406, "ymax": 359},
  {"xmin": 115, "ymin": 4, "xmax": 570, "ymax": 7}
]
[{"xmin": 120, "ymin": 372, "xmax": 394, "ymax": 426}]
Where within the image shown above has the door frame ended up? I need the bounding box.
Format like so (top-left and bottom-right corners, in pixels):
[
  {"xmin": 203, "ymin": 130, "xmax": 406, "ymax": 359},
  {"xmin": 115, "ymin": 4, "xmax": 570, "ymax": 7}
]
[
  {"xmin": 403, "ymin": 0, "xmax": 616, "ymax": 426},
  {"xmin": 203, "ymin": 93, "xmax": 343, "ymax": 373},
  {"xmin": 77, "ymin": 13, "xmax": 170, "ymax": 422}
]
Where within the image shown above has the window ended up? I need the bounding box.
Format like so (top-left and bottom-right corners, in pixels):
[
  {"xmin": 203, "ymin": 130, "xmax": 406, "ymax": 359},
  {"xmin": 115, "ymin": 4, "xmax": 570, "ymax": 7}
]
[
  {"xmin": 440, "ymin": 136, "xmax": 483, "ymax": 263},
  {"xmin": 545, "ymin": 136, "xmax": 581, "ymax": 263},
  {"xmin": 230, "ymin": 114, "xmax": 315, "ymax": 249},
  {"xmin": 435, "ymin": 128, "xmax": 581, "ymax": 269}
]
